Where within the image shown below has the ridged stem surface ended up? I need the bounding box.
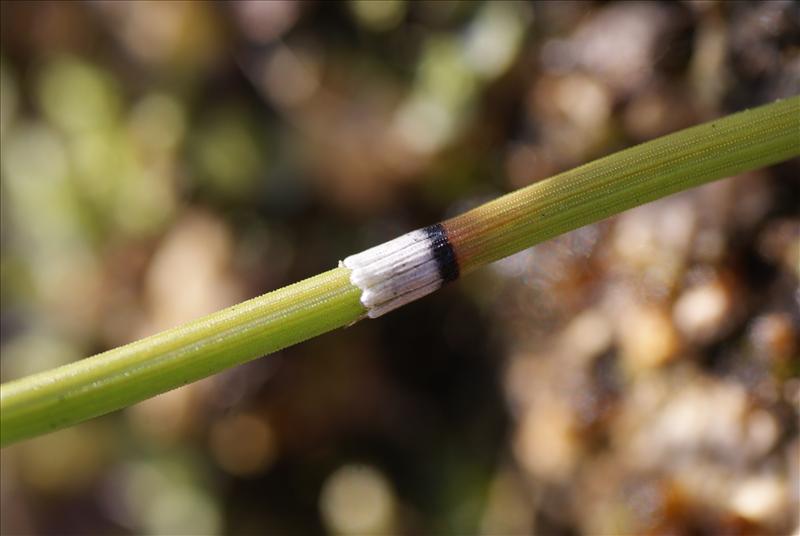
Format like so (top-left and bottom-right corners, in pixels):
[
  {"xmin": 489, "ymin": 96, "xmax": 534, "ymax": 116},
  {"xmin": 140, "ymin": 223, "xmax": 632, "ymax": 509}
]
[
  {"xmin": 445, "ymin": 96, "xmax": 799, "ymax": 273},
  {"xmin": 1, "ymin": 97, "xmax": 798, "ymax": 446},
  {"xmin": 0, "ymin": 268, "xmax": 364, "ymax": 446}
]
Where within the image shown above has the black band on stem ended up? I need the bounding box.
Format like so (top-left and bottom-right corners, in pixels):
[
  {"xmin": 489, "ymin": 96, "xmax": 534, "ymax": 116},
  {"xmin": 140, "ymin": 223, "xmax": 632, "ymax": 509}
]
[{"xmin": 423, "ymin": 223, "xmax": 460, "ymax": 283}]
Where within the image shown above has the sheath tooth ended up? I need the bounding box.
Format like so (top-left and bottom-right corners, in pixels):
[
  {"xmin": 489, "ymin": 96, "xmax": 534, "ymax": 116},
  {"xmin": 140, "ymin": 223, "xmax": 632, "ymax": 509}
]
[
  {"xmin": 343, "ymin": 227, "xmax": 456, "ymax": 317},
  {"xmin": 344, "ymin": 231, "xmax": 426, "ymax": 267},
  {"xmin": 348, "ymin": 244, "xmax": 434, "ymax": 287},
  {"xmin": 360, "ymin": 259, "xmax": 441, "ymax": 308},
  {"xmin": 365, "ymin": 280, "xmax": 443, "ymax": 318}
]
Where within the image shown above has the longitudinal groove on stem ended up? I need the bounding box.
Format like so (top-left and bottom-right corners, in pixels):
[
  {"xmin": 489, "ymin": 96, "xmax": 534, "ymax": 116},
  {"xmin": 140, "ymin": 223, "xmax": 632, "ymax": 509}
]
[
  {"xmin": 0, "ymin": 268, "xmax": 365, "ymax": 445},
  {"xmin": 443, "ymin": 98, "xmax": 798, "ymax": 273},
  {"xmin": 1, "ymin": 96, "xmax": 798, "ymax": 447}
]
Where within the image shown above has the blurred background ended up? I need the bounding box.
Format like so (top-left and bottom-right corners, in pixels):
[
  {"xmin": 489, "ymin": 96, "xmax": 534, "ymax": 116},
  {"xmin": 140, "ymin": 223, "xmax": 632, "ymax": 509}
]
[{"xmin": 1, "ymin": 1, "xmax": 798, "ymax": 534}]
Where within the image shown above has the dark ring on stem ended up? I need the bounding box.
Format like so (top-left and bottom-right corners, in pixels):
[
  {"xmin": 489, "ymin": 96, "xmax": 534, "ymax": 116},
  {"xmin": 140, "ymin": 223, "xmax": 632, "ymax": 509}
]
[{"xmin": 423, "ymin": 223, "xmax": 460, "ymax": 283}]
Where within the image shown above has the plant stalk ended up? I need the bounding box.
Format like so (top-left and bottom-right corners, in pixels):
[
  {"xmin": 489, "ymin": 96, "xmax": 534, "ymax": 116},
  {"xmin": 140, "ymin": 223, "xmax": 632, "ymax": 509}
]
[{"xmin": 1, "ymin": 96, "xmax": 798, "ymax": 446}]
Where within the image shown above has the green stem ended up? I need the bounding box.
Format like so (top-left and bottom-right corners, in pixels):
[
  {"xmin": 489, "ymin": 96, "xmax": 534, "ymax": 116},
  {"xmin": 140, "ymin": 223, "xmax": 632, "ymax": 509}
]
[
  {"xmin": 1, "ymin": 96, "xmax": 798, "ymax": 446},
  {"xmin": 449, "ymin": 95, "xmax": 800, "ymax": 272},
  {"xmin": 1, "ymin": 268, "xmax": 364, "ymax": 446}
]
